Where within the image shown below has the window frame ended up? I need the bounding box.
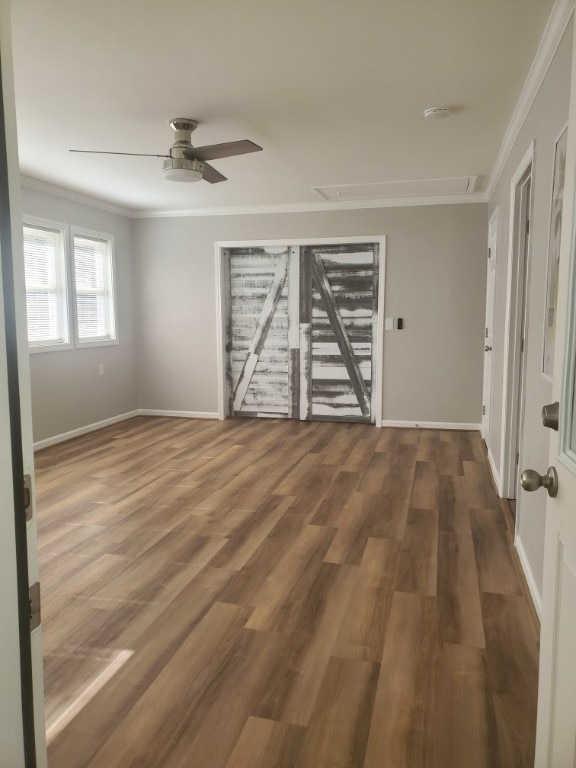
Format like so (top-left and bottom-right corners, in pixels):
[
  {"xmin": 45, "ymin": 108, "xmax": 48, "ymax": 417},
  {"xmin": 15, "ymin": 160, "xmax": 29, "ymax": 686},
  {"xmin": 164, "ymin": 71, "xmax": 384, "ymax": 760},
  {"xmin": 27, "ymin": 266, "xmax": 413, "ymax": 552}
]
[
  {"xmin": 70, "ymin": 226, "xmax": 119, "ymax": 348},
  {"xmin": 22, "ymin": 216, "xmax": 73, "ymax": 354}
]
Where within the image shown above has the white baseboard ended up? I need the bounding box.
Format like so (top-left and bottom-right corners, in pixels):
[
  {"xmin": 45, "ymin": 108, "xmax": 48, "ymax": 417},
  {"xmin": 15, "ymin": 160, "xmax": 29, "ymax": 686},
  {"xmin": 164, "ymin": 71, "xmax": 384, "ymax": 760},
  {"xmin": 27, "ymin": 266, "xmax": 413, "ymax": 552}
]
[
  {"xmin": 486, "ymin": 446, "xmax": 503, "ymax": 496},
  {"xmin": 137, "ymin": 409, "xmax": 219, "ymax": 420},
  {"xmin": 515, "ymin": 534, "xmax": 543, "ymax": 619},
  {"xmin": 379, "ymin": 420, "xmax": 482, "ymax": 431},
  {"xmin": 34, "ymin": 410, "xmax": 139, "ymax": 450}
]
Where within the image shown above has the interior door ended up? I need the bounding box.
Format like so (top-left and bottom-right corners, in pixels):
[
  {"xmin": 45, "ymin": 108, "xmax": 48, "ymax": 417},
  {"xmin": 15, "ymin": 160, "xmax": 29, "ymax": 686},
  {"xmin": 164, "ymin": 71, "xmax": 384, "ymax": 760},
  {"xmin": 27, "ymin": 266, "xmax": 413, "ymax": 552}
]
[
  {"xmin": 482, "ymin": 211, "xmax": 498, "ymax": 439},
  {"xmin": 0, "ymin": 2, "xmax": 47, "ymax": 764},
  {"xmin": 300, "ymin": 243, "xmax": 379, "ymax": 423},
  {"xmin": 227, "ymin": 246, "xmax": 296, "ymax": 418},
  {"xmin": 533, "ymin": 27, "xmax": 576, "ymax": 764}
]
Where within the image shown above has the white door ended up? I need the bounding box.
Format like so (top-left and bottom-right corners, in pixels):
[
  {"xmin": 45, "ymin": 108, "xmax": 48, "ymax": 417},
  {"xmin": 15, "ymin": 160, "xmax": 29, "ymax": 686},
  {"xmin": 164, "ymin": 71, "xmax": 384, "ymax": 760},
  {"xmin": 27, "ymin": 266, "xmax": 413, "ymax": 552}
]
[
  {"xmin": 0, "ymin": 2, "xmax": 47, "ymax": 765},
  {"xmin": 533, "ymin": 21, "xmax": 576, "ymax": 765},
  {"xmin": 482, "ymin": 210, "xmax": 498, "ymax": 439}
]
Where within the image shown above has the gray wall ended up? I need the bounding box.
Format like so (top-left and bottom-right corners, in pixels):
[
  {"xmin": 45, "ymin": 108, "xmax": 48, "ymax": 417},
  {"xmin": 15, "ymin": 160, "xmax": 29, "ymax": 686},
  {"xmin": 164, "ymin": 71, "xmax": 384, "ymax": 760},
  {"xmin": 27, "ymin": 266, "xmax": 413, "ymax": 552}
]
[
  {"xmin": 21, "ymin": 187, "xmax": 137, "ymax": 442},
  {"xmin": 134, "ymin": 204, "xmax": 487, "ymax": 423},
  {"xmin": 488, "ymin": 22, "xmax": 573, "ymax": 600}
]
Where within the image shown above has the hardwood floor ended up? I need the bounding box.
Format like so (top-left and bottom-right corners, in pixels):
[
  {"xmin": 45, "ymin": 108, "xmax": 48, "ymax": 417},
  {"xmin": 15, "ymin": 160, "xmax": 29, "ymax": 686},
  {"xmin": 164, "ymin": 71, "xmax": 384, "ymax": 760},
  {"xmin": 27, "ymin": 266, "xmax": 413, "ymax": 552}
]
[{"xmin": 36, "ymin": 417, "xmax": 540, "ymax": 767}]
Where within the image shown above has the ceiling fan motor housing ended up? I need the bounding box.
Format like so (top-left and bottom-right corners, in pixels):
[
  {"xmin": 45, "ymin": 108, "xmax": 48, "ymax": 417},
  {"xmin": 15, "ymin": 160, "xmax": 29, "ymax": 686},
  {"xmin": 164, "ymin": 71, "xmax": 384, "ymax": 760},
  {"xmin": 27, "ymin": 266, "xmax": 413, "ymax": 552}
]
[{"xmin": 164, "ymin": 119, "xmax": 203, "ymax": 180}]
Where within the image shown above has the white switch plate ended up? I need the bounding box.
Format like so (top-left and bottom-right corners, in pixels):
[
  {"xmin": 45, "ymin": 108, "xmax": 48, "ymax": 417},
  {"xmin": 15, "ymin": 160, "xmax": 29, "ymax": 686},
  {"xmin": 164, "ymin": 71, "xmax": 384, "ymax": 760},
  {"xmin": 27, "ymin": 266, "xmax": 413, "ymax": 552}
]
[
  {"xmin": 98, "ymin": 363, "xmax": 104, "ymax": 376},
  {"xmin": 385, "ymin": 317, "xmax": 394, "ymax": 331}
]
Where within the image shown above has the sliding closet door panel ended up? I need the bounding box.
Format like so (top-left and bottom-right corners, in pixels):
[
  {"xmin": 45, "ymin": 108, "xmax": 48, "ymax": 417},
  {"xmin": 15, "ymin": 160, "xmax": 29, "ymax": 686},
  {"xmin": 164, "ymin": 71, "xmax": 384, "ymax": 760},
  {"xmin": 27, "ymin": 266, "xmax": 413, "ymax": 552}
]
[
  {"xmin": 227, "ymin": 247, "xmax": 292, "ymax": 417},
  {"xmin": 302, "ymin": 243, "xmax": 379, "ymax": 423}
]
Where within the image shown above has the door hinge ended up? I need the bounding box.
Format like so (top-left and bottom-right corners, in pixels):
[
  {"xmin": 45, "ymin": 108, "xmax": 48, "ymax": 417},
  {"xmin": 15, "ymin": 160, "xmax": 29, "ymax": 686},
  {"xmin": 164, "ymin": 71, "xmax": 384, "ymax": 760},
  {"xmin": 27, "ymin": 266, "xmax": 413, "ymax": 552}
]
[
  {"xmin": 482, "ymin": 405, "xmax": 486, "ymax": 416},
  {"xmin": 488, "ymin": 247, "xmax": 491, "ymax": 258},
  {"xmin": 526, "ymin": 218, "xmax": 530, "ymax": 235},
  {"xmin": 23, "ymin": 473, "xmax": 33, "ymax": 522},
  {"xmin": 516, "ymin": 451, "xmax": 520, "ymax": 465},
  {"xmin": 521, "ymin": 337, "xmax": 525, "ymax": 353},
  {"xmin": 485, "ymin": 327, "xmax": 488, "ymax": 339},
  {"xmin": 29, "ymin": 582, "xmax": 41, "ymax": 631}
]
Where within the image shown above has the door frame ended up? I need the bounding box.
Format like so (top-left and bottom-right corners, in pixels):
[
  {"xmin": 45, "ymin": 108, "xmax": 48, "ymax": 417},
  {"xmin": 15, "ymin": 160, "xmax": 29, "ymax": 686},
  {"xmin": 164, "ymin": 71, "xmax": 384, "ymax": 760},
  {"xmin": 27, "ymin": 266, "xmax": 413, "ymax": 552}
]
[
  {"xmin": 482, "ymin": 206, "xmax": 499, "ymax": 442},
  {"xmin": 500, "ymin": 142, "xmax": 535, "ymax": 501},
  {"xmin": 0, "ymin": 0, "xmax": 46, "ymax": 762},
  {"xmin": 215, "ymin": 235, "xmax": 386, "ymax": 425}
]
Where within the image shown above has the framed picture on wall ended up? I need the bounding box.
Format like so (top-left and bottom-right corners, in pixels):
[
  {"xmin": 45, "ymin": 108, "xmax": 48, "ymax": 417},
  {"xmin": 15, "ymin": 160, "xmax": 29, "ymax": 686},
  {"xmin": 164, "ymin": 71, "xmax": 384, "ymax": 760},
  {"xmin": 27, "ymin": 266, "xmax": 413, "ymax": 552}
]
[{"xmin": 542, "ymin": 124, "xmax": 568, "ymax": 379}]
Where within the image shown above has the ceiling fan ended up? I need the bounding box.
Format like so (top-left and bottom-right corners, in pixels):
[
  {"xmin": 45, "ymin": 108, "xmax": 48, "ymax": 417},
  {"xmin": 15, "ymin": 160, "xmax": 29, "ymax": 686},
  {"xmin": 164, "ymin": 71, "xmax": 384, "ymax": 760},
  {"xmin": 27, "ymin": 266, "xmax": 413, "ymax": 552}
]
[{"xmin": 69, "ymin": 118, "xmax": 263, "ymax": 183}]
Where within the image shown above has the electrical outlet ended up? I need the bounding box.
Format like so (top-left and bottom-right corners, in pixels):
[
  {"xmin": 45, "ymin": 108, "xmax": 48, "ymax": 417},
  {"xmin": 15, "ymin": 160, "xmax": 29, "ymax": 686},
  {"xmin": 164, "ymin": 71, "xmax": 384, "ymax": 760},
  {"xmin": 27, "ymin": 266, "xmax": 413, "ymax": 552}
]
[{"xmin": 98, "ymin": 363, "xmax": 104, "ymax": 376}]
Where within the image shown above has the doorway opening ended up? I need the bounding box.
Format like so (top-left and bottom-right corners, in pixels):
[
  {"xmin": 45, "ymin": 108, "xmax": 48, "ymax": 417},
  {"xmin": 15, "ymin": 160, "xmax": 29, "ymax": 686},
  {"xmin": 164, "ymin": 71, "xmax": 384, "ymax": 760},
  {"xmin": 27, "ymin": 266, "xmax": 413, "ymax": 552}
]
[
  {"xmin": 500, "ymin": 144, "xmax": 534, "ymax": 523},
  {"xmin": 482, "ymin": 207, "xmax": 499, "ymax": 444}
]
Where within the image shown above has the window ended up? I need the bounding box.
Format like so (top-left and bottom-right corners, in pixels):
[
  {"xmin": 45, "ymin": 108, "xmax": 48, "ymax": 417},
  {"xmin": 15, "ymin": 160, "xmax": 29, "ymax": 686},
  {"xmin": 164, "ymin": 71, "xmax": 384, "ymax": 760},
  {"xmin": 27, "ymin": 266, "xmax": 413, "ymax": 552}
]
[
  {"xmin": 22, "ymin": 219, "xmax": 118, "ymax": 351},
  {"xmin": 23, "ymin": 222, "xmax": 70, "ymax": 349},
  {"xmin": 72, "ymin": 232, "xmax": 116, "ymax": 344}
]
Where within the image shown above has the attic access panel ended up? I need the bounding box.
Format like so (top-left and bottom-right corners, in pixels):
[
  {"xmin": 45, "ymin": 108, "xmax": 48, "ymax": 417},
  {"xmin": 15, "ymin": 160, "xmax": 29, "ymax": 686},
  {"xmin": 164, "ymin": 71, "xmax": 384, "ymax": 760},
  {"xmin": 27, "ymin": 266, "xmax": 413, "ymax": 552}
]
[{"xmin": 225, "ymin": 241, "xmax": 380, "ymax": 423}]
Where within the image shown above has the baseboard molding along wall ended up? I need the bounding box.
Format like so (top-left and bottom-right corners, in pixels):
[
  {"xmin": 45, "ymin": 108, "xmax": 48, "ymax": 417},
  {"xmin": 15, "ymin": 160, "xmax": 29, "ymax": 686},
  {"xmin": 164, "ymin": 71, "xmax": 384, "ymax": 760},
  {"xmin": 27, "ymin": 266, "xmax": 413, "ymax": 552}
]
[
  {"xmin": 34, "ymin": 409, "xmax": 220, "ymax": 450},
  {"xmin": 34, "ymin": 410, "xmax": 140, "ymax": 450},
  {"xmin": 137, "ymin": 409, "xmax": 220, "ymax": 419},
  {"xmin": 486, "ymin": 446, "xmax": 503, "ymax": 496},
  {"xmin": 515, "ymin": 534, "xmax": 543, "ymax": 619},
  {"xmin": 379, "ymin": 420, "xmax": 482, "ymax": 431}
]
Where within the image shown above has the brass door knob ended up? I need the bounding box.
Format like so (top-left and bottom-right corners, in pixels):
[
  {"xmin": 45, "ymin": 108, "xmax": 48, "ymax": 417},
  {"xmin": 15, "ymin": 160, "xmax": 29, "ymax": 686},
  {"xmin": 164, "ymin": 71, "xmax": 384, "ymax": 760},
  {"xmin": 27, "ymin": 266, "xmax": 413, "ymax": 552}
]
[{"xmin": 521, "ymin": 466, "xmax": 558, "ymax": 498}]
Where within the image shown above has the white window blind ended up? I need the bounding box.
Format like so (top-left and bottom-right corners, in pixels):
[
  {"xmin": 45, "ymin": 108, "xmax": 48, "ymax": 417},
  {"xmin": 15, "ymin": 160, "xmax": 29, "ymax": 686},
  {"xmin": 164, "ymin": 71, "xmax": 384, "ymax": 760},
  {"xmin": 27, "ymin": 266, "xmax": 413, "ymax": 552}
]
[
  {"xmin": 23, "ymin": 224, "xmax": 69, "ymax": 348},
  {"xmin": 73, "ymin": 235, "xmax": 116, "ymax": 343}
]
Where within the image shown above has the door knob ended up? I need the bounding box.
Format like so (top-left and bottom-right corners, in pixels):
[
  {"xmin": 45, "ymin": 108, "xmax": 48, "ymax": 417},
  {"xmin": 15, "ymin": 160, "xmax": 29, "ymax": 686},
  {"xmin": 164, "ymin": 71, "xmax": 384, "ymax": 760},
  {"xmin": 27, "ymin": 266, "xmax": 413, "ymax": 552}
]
[
  {"xmin": 542, "ymin": 401, "xmax": 559, "ymax": 431},
  {"xmin": 521, "ymin": 466, "xmax": 558, "ymax": 498},
  {"xmin": 485, "ymin": 345, "xmax": 493, "ymax": 352}
]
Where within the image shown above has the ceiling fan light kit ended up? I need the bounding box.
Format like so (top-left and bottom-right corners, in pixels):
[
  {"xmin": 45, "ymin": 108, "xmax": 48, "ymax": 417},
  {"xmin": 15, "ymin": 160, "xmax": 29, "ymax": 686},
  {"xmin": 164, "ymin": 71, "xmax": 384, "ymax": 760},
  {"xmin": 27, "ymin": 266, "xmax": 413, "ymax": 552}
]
[
  {"xmin": 163, "ymin": 157, "xmax": 204, "ymax": 182},
  {"xmin": 69, "ymin": 117, "xmax": 263, "ymax": 184}
]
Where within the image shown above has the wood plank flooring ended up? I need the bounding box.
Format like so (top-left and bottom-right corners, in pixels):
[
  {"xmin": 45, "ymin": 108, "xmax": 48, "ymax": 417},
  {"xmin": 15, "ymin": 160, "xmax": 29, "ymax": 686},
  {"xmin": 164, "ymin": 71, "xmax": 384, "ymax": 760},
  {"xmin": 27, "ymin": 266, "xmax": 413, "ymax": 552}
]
[{"xmin": 35, "ymin": 417, "xmax": 540, "ymax": 767}]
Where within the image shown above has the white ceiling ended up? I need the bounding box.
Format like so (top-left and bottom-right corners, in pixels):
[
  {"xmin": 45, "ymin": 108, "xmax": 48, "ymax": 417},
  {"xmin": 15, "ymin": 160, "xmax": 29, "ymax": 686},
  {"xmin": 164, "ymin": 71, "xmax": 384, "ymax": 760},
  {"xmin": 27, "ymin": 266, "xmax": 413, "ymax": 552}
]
[{"xmin": 11, "ymin": 0, "xmax": 555, "ymax": 212}]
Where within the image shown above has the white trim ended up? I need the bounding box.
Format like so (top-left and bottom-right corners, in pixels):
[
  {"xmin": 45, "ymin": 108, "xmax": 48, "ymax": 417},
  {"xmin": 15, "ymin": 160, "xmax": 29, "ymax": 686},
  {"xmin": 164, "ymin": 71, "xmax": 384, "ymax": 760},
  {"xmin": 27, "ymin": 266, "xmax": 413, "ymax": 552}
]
[
  {"xmin": 21, "ymin": 175, "xmax": 487, "ymax": 219},
  {"xmin": 515, "ymin": 533, "xmax": 543, "ymax": 618},
  {"xmin": 487, "ymin": 445, "xmax": 503, "ymax": 496},
  {"xmin": 542, "ymin": 121, "xmax": 569, "ymax": 381},
  {"xmin": 215, "ymin": 244, "xmax": 227, "ymax": 420},
  {"xmin": 374, "ymin": 241, "xmax": 386, "ymax": 427},
  {"xmin": 482, "ymin": 207, "xmax": 499, "ymax": 440},
  {"xmin": 134, "ymin": 193, "xmax": 486, "ymax": 219},
  {"xmin": 499, "ymin": 142, "xmax": 535, "ymax": 498},
  {"xmin": 215, "ymin": 236, "xmax": 386, "ymax": 423},
  {"xmin": 486, "ymin": 0, "xmax": 574, "ymax": 198},
  {"xmin": 137, "ymin": 409, "xmax": 219, "ymax": 420},
  {"xmin": 20, "ymin": 175, "xmax": 133, "ymax": 218},
  {"xmin": 379, "ymin": 420, "xmax": 481, "ymax": 431},
  {"xmin": 33, "ymin": 410, "xmax": 139, "ymax": 450}
]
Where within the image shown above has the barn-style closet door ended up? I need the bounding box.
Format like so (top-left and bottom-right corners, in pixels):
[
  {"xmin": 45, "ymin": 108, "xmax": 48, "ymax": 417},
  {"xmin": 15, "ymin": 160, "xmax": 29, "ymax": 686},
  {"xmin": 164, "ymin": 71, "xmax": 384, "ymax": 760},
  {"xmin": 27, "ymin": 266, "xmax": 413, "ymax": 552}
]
[
  {"xmin": 300, "ymin": 243, "xmax": 379, "ymax": 423},
  {"xmin": 226, "ymin": 246, "xmax": 299, "ymax": 418}
]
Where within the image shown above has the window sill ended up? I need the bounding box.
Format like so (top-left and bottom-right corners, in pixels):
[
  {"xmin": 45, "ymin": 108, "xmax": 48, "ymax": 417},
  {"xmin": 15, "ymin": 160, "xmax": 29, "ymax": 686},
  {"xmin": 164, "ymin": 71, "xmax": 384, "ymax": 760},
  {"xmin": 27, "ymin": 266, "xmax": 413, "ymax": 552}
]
[{"xmin": 29, "ymin": 343, "xmax": 73, "ymax": 355}]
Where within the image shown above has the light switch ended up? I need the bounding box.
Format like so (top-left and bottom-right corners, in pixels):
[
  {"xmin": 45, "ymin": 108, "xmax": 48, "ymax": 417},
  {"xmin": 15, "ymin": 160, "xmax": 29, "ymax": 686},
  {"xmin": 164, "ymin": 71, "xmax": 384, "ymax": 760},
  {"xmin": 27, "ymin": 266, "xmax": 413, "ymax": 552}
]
[{"xmin": 385, "ymin": 317, "xmax": 394, "ymax": 331}]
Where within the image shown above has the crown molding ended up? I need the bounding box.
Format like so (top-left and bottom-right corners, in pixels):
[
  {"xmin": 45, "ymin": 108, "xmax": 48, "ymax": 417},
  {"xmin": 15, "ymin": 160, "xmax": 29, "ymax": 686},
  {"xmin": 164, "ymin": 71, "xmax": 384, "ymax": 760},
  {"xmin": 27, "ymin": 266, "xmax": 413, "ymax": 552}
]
[
  {"xmin": 132, "ymin": 192, "xmax": 488, "ymax": 219},
  {"xmin": 20, "ymin": 174, "xmax": 487, "ymax": 219},
  {"xmin": 20, "ymin": 175, "xmax": 134, "ymax": 217},
  {"xmin": 486, "ymin": 0, "xmax": 574, "ymax": 199}
]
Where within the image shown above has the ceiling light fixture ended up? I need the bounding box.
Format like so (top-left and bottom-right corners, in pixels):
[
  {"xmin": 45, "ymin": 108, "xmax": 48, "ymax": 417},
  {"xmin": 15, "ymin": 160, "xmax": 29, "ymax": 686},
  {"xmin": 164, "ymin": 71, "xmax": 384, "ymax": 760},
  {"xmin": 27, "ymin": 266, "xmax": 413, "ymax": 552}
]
[
  {"xmin": 162, "ymin": 157, "xmax": 205, "ymax": 182},
  {"xmin": 423, "ymin": 107, "xmax": 452, "ymax": 120}
]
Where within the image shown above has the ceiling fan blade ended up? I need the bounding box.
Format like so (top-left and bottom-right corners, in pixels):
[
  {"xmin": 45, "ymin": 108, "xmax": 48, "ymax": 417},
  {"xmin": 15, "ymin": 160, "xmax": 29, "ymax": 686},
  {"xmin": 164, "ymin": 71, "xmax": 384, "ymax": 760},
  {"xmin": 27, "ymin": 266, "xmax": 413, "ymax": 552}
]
[
  {"xmin": 69, "ymin": 150, "xmax": 170, "ymax": 158},
  {"xmin": 183, "ymin": 140, "xmax": 262, "ymax": 162},
  {"xmin": 202, "ymin": 162, "xmax": 227, "ymax": 184}
]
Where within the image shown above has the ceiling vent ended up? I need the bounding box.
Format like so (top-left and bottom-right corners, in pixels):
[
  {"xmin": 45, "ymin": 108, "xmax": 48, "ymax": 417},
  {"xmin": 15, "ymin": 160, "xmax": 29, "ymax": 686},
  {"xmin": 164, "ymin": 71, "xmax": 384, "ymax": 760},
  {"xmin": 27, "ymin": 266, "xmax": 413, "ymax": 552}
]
[{"xmin": 313, "ymin": 176, "xmax": 477, "ymax": 202}]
